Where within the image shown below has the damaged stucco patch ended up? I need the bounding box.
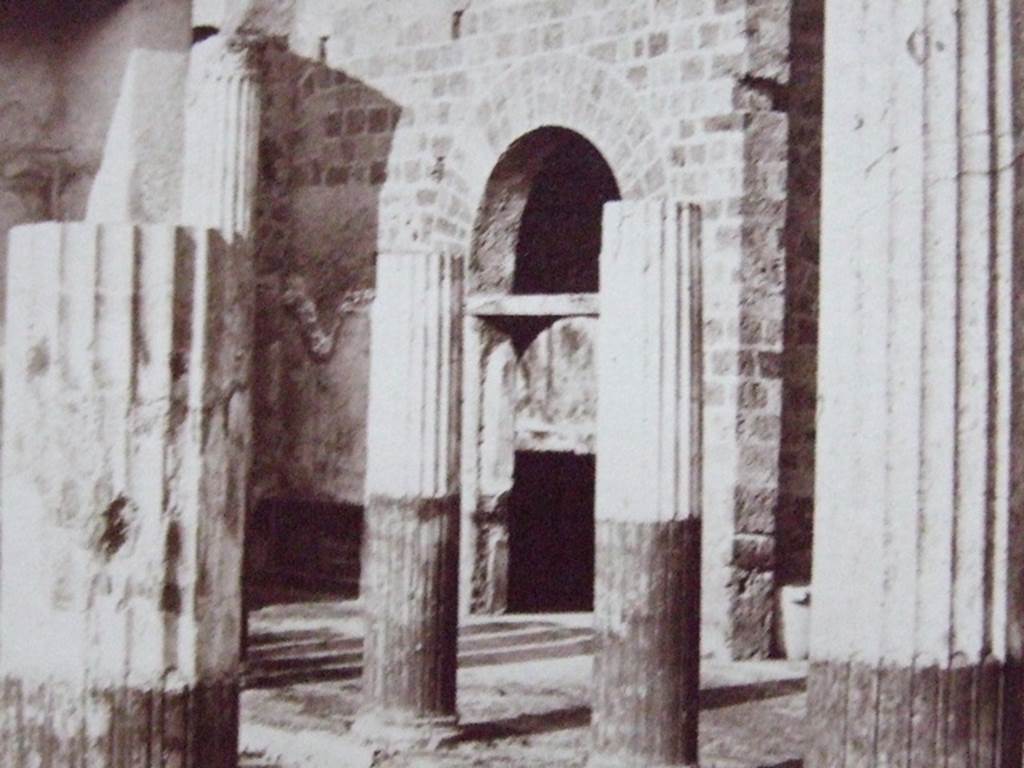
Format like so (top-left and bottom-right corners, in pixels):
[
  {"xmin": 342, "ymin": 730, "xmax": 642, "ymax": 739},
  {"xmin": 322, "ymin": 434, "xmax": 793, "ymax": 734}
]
[{"xmin": 282, "ymin": 273, "xmax": 373, "ymax": 360}]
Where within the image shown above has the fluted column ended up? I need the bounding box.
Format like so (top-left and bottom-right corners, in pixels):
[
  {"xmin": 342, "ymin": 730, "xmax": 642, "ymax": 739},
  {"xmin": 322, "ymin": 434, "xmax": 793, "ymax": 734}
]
[
  {"xmin": 181, "ymin": 33, "xmax": 260, "ymax": 241},
  {"xmin": 0, "ymin": 223, "xmax": 254, "ymax": 766},
  {"xmin": 591, "ymin": 200, "xmax": 703, "ymax": 767},
  {"xmin": 355, "ymin": 250, "xmax": 463, "ymax": 744},
  {"xmin": 809, "ymin": 1, "xmax": 1023, "ymax": 765}
]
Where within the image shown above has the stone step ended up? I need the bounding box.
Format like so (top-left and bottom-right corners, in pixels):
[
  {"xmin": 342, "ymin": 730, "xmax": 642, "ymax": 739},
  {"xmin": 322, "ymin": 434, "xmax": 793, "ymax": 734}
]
[
  {"xmin": 244, "ymin": 632, "xmax": 594, "ymax": 689},
  {"xmin": 248, "ymin": 623, "xmax": 590, "ymax": 660}
]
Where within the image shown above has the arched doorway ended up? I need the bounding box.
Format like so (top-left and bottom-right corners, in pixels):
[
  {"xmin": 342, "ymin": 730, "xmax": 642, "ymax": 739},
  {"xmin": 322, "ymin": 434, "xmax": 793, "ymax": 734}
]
[{"xmin": 461, "ymin": 126, "xmax": 620, "ymax": 615}]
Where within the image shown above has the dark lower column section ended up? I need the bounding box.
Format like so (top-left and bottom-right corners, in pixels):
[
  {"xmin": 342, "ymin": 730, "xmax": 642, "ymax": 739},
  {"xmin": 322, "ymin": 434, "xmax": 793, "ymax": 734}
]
[
  {"xmin": 591, "ymin": 518, "xmax": 701, "ymax": 768},
  {"xmin": 359, "ymin": 493, "xmax": 460, "ymax": 728},
  {"xmin": 0, "ymin": 677, "xmax": 238, "ymax": 767},
  {"xmin": 806, "ymin": 658, "xmax": 1022, "ymax": 767}
]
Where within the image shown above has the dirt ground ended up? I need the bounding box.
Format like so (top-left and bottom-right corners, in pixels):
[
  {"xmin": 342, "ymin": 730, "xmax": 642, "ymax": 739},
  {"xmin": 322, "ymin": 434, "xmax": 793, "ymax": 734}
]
[{"xmin": 240, "ymin": 595, "xmax": 807, "ymax": 767}]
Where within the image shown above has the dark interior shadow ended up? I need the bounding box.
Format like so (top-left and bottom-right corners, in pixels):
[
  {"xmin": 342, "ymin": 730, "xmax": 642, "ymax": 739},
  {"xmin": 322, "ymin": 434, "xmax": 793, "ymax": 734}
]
[
  {"xmin": 507, "ymin": 451, "xmax": 595, "ymax": 613},
  {"xmin": 246, "ymin": 498, "xmax": 364, "ymax": 610}
]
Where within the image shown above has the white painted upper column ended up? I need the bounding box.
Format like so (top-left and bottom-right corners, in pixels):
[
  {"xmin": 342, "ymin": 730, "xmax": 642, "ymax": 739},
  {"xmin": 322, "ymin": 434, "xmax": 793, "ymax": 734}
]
[
  {"xmin": 365, "ymin": 250, "xmax": 464, "ymax": 502},
  {"xmin": 809, "ymin": 6, "xmax": 1024, "ymax": 763},
  {"xmin": 596, "ymin": 200, "xmax": 703, "ymax": 524},
  {"xmin": 813, "ymin": 0, "xmax": 1020, "ymax": 672},
  {"xmin": 181, "ymin": 33, "xmax": 261, "ymax": 241}
]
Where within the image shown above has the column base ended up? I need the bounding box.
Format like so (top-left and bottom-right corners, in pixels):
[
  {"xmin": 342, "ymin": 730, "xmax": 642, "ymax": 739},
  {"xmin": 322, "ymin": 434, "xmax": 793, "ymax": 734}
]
[
  {"xmin": 0, "ymin": 675, "xmax": 238, "ymax": 767},
  {"xmin": 349, "ymin": 709, "xmax": 460, "ymax": 750},
  {"xmin": 591, "ymin": 517, "xmax": 702, "ymax": 768},
  {"xmin": 588, "ymin": 754, "xmax": 699, "ymax": 768},
  {"xmin": 807, "ymin": 658, "xmax": 1022, "ymax": 767},
  {"xmin": 360, "ymin": 493, "xmax": 460, "ymax": 734}
]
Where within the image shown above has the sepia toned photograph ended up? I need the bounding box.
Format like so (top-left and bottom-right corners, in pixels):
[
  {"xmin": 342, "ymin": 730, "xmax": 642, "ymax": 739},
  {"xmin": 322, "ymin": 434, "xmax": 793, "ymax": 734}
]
[{"xmin": 0, "ymin": 0, "xmax": 1017, "ymax": 765}]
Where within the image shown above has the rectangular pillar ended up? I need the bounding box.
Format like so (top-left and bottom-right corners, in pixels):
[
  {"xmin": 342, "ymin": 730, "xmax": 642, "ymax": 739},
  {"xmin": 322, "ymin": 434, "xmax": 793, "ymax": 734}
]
[
  {"xmin": 0, "ymin": 222, "xmax": 254, "ymax": 766},
  {"xmin": 810, "ymin": 0, "xmax": 1023, "ymax": 764},
  {"xmin": 355, "ymin": 249, "xmax": 463, "ymax": 744},
  {"xmin": 591, "ymin": 200, "xmax": 703, "ymax": 767}
]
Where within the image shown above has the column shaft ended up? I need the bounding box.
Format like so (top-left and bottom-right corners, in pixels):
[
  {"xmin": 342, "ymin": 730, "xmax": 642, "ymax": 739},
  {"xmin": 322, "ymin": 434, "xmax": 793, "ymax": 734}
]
[
  {"xmin": 0, "ymin": 223, "xmax": 254, "ymax": 767},
  {"xmin": 591, "ymin": 200, "xmax": 703, "ymax": 767},
  {"xmin": 810, "ymin": 0, "xmax": 1024, "ymax": 764},
  {"xmin": 461, "ymin": 320, "xmax": 515, "ymax": 615},
  {"xmin": 357, "ymin": 250, "xmax": 463, "ymax": 738}
]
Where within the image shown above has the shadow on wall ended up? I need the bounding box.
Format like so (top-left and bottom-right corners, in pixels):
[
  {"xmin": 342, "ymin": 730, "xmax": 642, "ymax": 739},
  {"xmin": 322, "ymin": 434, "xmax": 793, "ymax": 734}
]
[
  {"xmin": 246, "ymin": 39, "xmax": 401, "ymax": 604},
  {"xmin": 776, "ymin": 0, "xmax": 823, "ymax": 590},
  {"xmin": 729, "ymin": 0, "xmax": 824, "ymax": 658}
]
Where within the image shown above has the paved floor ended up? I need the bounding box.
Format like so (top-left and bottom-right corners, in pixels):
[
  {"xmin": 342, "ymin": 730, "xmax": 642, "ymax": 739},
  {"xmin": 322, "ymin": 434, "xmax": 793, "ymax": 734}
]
[{"xmin": 240, "ymin": 595, "xmax": 808, "ymax": 767}]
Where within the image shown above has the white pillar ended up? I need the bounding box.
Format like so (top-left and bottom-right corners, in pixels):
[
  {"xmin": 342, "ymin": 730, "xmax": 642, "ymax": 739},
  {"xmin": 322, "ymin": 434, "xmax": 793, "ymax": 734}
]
[
  {"xmin": 355, "ymin": 249, "xmax": 463, "ymax": 744},
  {"xmin": 591, "ymin": 200, "xmax": 703, "ymax": 767},
  {"xmin": 0, "ymin": 222, "xmax": 254, "ymax": 767},
  {"xmin": 809, "ymin": 0, "xmax": 1023, "ymax": 764}
]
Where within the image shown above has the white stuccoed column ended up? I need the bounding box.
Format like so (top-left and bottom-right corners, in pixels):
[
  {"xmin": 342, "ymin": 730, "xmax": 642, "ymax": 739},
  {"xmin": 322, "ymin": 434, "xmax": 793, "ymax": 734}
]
[
  {"xmin": 809, "ymin": 0, "xmax": 1023, "ymax": 764},
  {"xmin": 354, "ymin": 249, "xmax": 463, "ymax": 744},
  {"xmin": 181, "ymin": 33, "xmax": 260, "ymax": 241},
  {"xmin": 591, "ymin": 200, "xmax": 703, "ymax": 767},
  {"xmin": 0, "ymin": 222, "xmax": 253, "ymax": 767}
]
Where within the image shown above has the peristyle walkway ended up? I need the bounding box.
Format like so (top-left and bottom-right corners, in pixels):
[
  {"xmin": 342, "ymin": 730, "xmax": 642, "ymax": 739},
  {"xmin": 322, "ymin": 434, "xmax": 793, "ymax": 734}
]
[{"xmin": 240, "ymin": 592, "xmax": 806, "ymax": 768}]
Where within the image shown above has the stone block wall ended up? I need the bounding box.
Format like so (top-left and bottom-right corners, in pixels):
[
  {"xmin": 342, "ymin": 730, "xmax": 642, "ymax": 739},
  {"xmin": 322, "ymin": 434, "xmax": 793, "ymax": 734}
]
[
  {"xmin": 242, "ymin": 0, "xmax": 823, "ymax": 658},
  {"xmin": 249, "ymin": 40, "xmax": 395, "ymax": 505}
]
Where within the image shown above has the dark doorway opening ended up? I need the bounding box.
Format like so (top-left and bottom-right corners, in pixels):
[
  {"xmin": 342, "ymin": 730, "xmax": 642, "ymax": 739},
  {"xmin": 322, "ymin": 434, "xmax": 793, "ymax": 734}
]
[{"xmin": 507, "ymin": 451, "xmax": 595, "ymax": 612}]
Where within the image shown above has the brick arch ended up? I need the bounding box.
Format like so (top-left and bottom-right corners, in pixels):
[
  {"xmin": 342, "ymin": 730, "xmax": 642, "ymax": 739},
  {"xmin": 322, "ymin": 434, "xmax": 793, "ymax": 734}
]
[
  {"xmin": 375, "ymin": 52, "xmax": 668, "ymax": 258},
  {"xmin": 461, "ymin": 52, "xmax": 669, "ymax": 209}
]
